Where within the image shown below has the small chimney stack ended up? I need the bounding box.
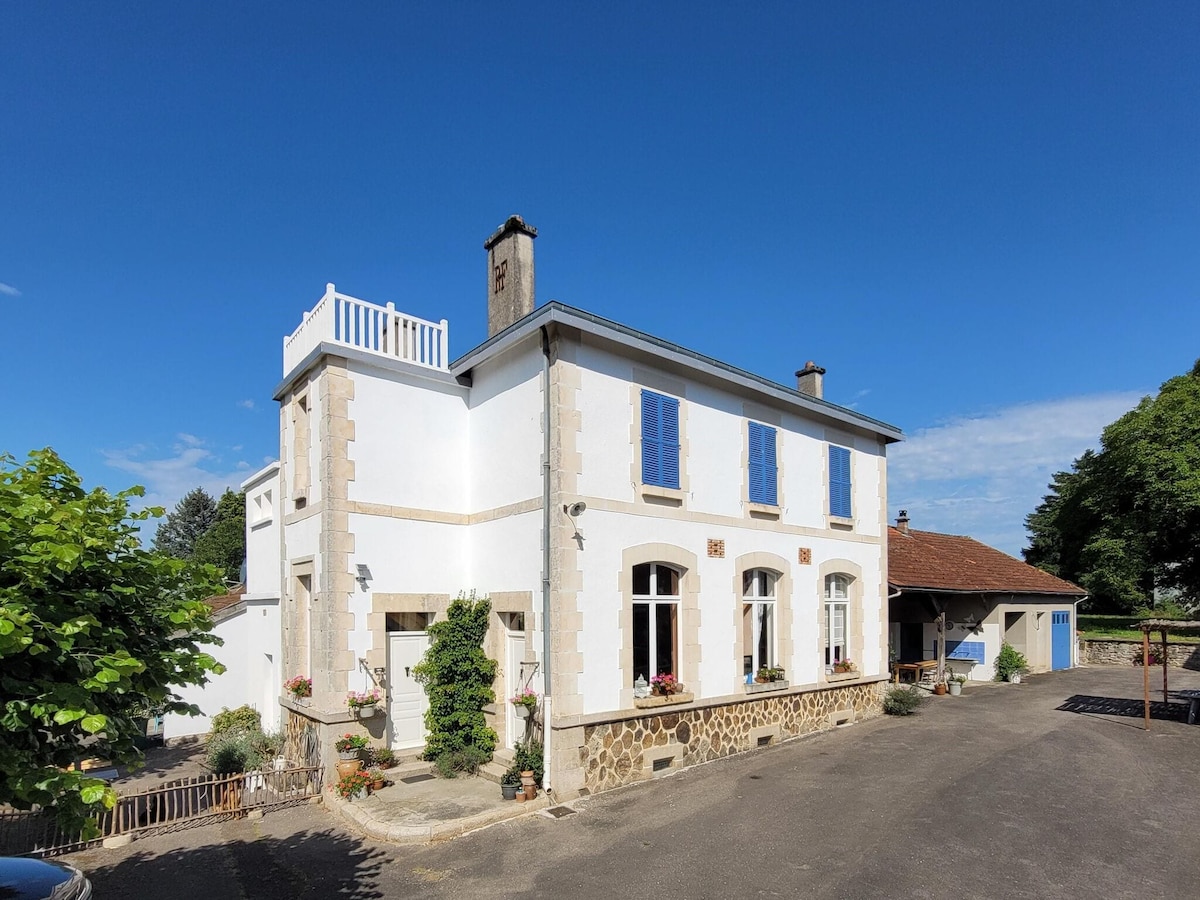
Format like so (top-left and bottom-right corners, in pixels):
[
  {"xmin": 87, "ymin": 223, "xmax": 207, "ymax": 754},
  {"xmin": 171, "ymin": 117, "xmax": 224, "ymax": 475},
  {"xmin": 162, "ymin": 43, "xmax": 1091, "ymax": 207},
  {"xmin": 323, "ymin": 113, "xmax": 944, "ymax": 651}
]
[
  {"xmin": 484, "ymin": 215, "xmax": 538, "ymax": 337},
  {"xmin": 796, "ymin": 361, "xmax": 826, "ymax": 399},
  {"xmin": 896, "ymin": 509, "xmax": 909, "ymax": 535}
]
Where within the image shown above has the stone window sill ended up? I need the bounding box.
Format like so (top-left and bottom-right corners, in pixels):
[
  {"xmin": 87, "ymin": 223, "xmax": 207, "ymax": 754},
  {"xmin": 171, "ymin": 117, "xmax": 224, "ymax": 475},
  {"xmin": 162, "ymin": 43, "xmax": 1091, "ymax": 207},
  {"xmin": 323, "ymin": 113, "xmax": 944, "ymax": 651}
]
[
  {"xmin": 746, "ymin": 502, "xmax": 780, "ymax": 521},
  {"xmin": 827, "ymin": 515, "xmax": 854, "ymax": 530},
  {"xmin": 633, "ymin": 692, "xmax": 695, "ymax": 709},
  {"xmin": 640, "ymin": 484, "xmax": 686, "ymax": 506},
  {"xmin": 744, "ymin": 680, "xmax": 789, "ymax": 694},
  {"xmin": 825, "ymin": 670, "xmax": 860, "ymax": 683}
]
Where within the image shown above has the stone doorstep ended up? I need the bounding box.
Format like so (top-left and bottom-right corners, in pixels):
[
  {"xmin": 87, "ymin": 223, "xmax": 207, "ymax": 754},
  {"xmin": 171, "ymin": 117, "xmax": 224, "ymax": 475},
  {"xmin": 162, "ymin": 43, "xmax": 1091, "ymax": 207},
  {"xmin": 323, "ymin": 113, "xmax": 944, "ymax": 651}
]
[{"xmin": 326, "ymin": 786, "xmax": 551, "ymax": 845}]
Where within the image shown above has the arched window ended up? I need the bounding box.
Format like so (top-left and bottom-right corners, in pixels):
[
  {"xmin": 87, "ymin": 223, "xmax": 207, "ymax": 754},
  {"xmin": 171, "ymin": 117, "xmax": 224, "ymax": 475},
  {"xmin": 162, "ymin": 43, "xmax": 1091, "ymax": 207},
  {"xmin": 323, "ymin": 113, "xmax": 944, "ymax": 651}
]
[
  {"xmin": 742, "ymin": 569, "xmax": 777, "ymax": 679},
  {"xmin": 825, "ymin": 574, "xmax": 851, "ymax": 667},
  {"xmin": 632, "ymin": 563, "xmax": 680, "ymax": 684}
]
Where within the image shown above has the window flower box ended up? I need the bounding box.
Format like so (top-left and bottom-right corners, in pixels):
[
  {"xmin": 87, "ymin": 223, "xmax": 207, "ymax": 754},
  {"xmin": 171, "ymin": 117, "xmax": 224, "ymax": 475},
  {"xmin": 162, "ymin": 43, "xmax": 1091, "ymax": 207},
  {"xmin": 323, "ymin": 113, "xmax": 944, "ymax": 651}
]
[
  {"xmin": 745, "ymin": 679, "xmax": 789, "ymax": 695},
  {"xmin": 634, "ymin": 691, "xmax": 695, "ymax": 709}
]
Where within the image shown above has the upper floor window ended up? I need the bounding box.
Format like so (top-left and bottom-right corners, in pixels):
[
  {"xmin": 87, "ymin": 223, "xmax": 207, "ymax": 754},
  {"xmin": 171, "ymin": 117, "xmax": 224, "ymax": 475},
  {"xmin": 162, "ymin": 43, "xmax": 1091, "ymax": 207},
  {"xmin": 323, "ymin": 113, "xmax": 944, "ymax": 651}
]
[
  {"xmin": 829, "ymin": 445, "xmax": 852, "ymax": 518},
  {"xmin": 641, "ymin": 390, "xmax": 680, "ymax": 489},
  {"xmin": 825, "ymin": 573, "xmax": 851, "ymax": 666},
  {"xmin": 748, "ymin": 423, "xmax": 778, "ymax": 506},
  {"xmin": 742, "ymin": 569, "xmax": 777, "ymax": 679},
  {"xmin": 632, "ymin": 562, "xmax": 680, "ymax": 684}
]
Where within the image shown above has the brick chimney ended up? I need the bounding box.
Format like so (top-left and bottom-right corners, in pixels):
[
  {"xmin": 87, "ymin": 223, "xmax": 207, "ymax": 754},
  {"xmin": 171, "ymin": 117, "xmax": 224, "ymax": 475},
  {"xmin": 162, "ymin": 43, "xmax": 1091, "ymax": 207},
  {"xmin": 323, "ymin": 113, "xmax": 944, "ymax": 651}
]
[
  {"xmin": 896, "ymin": 509, "xmax": 910, "ymax": 535},
  {"xmin": 484, "ymin": 215, "xmax": 537, "ymax": 337},
  {"xmin": 795, "ymin": 361, "xmax": 826, "ymax": 399}
]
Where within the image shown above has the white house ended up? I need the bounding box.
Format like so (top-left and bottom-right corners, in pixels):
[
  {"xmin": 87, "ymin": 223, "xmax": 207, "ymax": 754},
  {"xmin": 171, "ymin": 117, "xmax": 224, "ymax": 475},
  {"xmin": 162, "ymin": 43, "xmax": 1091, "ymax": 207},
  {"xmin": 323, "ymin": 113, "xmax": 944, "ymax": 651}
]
[
  {"xmin": 162, "ymin": 462, "xmax": 282, "ymax": 741},
  {"xmin": 270, "ymin": 216, "xmax": 903, "ymax": 794}
]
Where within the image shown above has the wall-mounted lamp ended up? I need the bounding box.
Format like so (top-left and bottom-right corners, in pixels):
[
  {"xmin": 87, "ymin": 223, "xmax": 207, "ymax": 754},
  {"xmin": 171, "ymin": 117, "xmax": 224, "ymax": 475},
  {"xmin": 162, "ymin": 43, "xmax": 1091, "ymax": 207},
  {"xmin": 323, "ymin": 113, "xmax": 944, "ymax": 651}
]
[
  {"xmin": 563, "ymin": 501, "xmax": 586, "ymax": 546},
  {"xmin": 355, "ymin": 563, "xmax": 372, "ymax": 591}
]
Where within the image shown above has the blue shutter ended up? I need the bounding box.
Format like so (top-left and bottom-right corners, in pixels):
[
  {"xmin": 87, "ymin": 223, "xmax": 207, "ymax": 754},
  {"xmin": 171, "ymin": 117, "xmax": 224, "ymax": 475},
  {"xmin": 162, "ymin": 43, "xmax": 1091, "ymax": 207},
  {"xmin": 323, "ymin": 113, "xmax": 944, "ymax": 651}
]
[
  {"xmin": 748, "ymin": 422, "xmax": 777, "ymax": 505},
  {"xmin": 660, "ymin": 395, "xmax": 680, "ymax": 489},
  {"xmin": 641, "ymin": 390, "xmax": 661, "ymax": 486},
  {"xmin": 829, "ymin": 445, "xmax": 852, "ymax": 518}
]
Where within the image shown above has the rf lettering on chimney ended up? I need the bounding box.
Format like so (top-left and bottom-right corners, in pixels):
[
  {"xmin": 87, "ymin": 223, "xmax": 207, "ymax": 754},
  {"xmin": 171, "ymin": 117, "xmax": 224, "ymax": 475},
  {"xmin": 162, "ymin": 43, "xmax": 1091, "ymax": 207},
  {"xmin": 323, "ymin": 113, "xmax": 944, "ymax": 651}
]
[
  {"xmin": 484, "ymin": 215, "xmax": 538, "ymax": 337},
  {"xmin": 795, "ymin": 361, "xmax": 826, "ymax": 399}
]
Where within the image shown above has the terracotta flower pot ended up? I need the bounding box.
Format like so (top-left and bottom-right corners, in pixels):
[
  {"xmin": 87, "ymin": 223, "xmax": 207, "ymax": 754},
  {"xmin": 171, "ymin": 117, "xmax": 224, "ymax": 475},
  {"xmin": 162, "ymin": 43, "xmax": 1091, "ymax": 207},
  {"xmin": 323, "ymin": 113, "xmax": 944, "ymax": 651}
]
[
  {"xmin": 336, "ymin": 758, "xmax": 362, "ymax": 780},
  {"xmin": 933, "ymin": 683, "xmax": 948, "ymax": 696}
]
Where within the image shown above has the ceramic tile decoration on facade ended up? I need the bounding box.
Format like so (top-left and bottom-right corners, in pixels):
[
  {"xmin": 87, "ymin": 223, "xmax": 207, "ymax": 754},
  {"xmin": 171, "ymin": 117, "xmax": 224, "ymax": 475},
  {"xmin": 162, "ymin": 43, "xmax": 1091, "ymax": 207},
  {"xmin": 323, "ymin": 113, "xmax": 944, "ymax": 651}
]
[{"xmin": 258, "ymin": 216, "xmax": 905, "ymax": 796}]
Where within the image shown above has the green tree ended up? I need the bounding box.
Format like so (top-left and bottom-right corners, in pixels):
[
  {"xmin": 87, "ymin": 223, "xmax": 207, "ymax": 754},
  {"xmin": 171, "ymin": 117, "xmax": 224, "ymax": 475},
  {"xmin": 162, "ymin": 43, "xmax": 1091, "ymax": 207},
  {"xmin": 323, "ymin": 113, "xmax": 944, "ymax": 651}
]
[
  {"xmin": 412, "ymin": 592, "xmax": 498, "ymax": 769},
  {"xmin": 192, "ymin": 489, "xmax": 246, "ymax": 579},
  {"xmin": 153, "ymin": 487, "xmax": 217, "ymax": 559},
  {"xmin": 1024, "ymin": 360, "xmax": 1200, "ymax": 612},
  {"xmin": 0, "ymin": 450, "xmax": 225, "ymax": 833}
]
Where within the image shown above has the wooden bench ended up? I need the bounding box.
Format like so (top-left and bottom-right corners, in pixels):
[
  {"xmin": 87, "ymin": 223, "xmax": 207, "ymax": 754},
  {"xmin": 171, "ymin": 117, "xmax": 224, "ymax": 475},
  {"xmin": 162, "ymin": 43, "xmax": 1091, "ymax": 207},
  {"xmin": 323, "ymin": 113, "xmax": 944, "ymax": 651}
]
[{"xmin": 893, "ymin": 660, "xmax": 938, "ymax": 684}]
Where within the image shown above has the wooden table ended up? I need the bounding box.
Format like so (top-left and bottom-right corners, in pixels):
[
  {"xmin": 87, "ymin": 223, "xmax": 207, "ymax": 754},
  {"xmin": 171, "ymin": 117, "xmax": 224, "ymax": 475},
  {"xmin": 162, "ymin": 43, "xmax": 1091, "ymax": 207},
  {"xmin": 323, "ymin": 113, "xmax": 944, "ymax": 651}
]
[{"xmin": 893, "ymin": 660, "xmax": 938, "ymax": 684}]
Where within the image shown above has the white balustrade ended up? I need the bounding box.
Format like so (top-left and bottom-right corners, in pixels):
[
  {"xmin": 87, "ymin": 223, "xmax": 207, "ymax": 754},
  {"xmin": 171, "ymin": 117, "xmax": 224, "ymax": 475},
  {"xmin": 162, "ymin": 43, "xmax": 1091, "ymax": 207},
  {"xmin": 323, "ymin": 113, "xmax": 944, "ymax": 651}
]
[{"xmin": 283, "ymin": 283, "xmax": 450, "ymax": 375}]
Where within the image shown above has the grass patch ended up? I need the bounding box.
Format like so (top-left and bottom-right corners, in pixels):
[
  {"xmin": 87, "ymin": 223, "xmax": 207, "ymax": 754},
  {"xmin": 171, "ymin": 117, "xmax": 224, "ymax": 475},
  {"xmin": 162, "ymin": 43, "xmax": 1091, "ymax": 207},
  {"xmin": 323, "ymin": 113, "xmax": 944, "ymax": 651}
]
[{"xmin": 1079, "ymin": 615, "xmax": 1200, "ymax": 643}]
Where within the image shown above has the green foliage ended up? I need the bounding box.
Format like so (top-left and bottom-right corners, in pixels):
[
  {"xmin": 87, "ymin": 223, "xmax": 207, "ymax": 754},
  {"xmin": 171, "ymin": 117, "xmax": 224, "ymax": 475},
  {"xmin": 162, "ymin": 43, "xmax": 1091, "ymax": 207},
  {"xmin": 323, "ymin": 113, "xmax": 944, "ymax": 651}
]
[
  {"xmin": 210, "ymin": 704, "xmax": 261, "ymax": 737},
  {"xmin": 153, "ymin": 488, "xmax": 217, "ymax": 560},
  {"xmin": 882, "ymin": 685, "xmax": 925, "ymax": 716},
  {"xmin": 433, "ymin": 746, "xmax": 489, "ymax": 779},
  {"xmin": 1024, "ymin": 361, "xmax": 1200, "ymax": 613},
  {"xmin": 191, "ymin": 490, "xmax": 246, "ymax": 579},
  {"xmin": 0, "ymin": 449, "xmax": 225, "ymax": 833},
  {"xmin": 204, "ymin": 726, "xmax": 281, "ymax": 774},
  {"xmin": 369, "ymin": 747, "xmax": 396, "ymax": 769},
  {"xmin": 994, "ymin": 642, "xmax": 1028, "ymax": 681},
  {"xmin": 512, "ymin": 738, "xmax": 544, "ymax": 786},
  {"xmin": 412, "ymin": 592, "xmax": 498, "ymax": 765}
]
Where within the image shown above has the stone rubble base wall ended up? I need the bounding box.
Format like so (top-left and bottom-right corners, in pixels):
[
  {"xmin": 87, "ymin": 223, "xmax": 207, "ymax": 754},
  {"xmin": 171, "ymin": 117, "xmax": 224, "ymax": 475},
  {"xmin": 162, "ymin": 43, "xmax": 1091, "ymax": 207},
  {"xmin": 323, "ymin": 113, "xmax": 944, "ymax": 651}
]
[
  {"xmin": 579, "ymin": 681, "xmax": 884, "ymax": 794},
  {"xmin": 1082, "ymin": 639, "xmax": 1200, "ymax": 670}
]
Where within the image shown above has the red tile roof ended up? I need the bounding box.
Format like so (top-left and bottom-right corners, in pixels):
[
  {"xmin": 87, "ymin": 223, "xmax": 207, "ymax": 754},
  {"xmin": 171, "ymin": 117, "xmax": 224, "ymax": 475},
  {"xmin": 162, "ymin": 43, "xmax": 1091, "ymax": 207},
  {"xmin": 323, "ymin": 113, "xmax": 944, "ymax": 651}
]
[
  {"xmin": 206, "ymin": 582, "xmax": 246, "ymax": 614},
  {"xmin": 888, "ymin": 527, "xmax": 1084, "ymax": 596}
]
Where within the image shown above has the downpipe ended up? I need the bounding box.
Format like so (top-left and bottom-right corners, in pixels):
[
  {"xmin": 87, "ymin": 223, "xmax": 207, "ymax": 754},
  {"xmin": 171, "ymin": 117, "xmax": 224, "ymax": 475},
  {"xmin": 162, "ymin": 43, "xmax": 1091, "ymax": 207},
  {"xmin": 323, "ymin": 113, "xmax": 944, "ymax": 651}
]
[{"xmin": 540, "ymin": 325, "xmax": 553, "ymax": 794}]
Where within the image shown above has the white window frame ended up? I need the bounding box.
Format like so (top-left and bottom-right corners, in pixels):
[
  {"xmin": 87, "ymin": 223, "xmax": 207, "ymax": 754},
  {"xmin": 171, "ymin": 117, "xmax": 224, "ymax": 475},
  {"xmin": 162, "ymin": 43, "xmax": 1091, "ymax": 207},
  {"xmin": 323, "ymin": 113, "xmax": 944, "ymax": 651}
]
[
  {"xmin": 825, "ymin": 573, "xmax": 851, "ymax": 667},
  {"xmin": 742, "ymin": 569, "xmax": 777, "ymax": 678},
  {"xmin": 632, "ymin": 563, "xmax": 681, "ymax": 684}
]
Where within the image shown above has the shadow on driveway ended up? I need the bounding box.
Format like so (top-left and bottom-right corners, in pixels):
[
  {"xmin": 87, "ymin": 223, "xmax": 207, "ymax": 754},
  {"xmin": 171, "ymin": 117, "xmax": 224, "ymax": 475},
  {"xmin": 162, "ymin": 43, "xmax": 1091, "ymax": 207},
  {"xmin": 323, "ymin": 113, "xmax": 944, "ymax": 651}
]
[{"xmin": 1057, "ymin": 693, "xmax": 1189, "ymax": 725}]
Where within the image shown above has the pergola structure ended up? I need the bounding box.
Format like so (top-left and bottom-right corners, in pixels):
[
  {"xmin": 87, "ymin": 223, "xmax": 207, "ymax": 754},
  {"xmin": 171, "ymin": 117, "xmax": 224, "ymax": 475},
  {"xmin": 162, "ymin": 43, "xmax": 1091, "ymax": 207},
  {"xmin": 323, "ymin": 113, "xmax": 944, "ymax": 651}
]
[{"xmin": 1138, "ymin": 618, "xmax": 1200, "ymax": 729}]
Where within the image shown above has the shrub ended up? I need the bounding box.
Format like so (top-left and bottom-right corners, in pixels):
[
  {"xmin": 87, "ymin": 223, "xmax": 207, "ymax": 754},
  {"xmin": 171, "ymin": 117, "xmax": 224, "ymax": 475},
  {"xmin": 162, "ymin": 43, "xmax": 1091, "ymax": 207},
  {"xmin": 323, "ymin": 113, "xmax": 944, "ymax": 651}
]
[
  {"xmin": 994, "ymin": 643, "xmax": 1029, "ymax": 681},
  {"xmin": 207, "ymin": 732, "xmax": 263, "ymax": 774},
  {"xmin": 512, "ymin": 739, "xmax": 544, "ymax": 787},
  {"xmin": 433, "ymin": 746, "xmax": 490, "ymax": 779},
  {"xmin": 210, "ymin": 705, "xmax": 262, "ymax": 737},
  {"xmin": 883, "ymin": 685, "xmax": 926, "ymax": 716},
  {"xmin": 412, "ymin": 592, "xmax": 498, "ymax": 763}
]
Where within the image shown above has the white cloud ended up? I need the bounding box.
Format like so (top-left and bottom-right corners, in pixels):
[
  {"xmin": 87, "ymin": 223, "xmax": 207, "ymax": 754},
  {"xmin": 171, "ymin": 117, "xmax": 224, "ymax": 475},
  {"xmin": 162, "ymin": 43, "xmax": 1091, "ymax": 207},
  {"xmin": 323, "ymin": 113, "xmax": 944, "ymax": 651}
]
[
  {"xmin": 889, "ymin": 391, "xmax": 1143, "ymax": 556},
  {"xmin": 103, "ymin": 442, "xmax": 246, "ymax": 526},
  {"xmin": 0, "ymin": 282, "xmax": 20, "ymax": 296},
  {"xmin": 238, "ymin": 399, "xmax": 255, "ymax": 410}
]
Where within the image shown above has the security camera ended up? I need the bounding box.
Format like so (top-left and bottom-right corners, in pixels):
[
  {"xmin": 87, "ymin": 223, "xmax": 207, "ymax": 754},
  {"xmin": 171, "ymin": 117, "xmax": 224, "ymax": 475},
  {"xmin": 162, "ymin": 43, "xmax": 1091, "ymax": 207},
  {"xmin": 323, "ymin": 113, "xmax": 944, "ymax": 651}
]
[{"xmin": 563, "ymin": 501, "xmax": 587, "ymax": 517}]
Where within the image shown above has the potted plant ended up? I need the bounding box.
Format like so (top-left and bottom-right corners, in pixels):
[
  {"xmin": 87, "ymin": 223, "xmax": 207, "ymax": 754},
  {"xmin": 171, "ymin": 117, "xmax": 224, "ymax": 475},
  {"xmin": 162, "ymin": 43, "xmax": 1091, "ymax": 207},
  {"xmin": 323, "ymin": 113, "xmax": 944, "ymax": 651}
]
[
  {"xmin": 334, "ymin": 733, "xmax": 368, "ymax": 778},
  {"xmin": 766, "ymin": 665, "xmax": 785, "ymax": 683},
  {"xmin": 755, "ymin": 666, "xmax": 770, "ymax": 684},
  {"xmin": 334, "ymin": 769, "xmax": 371, "ymax": 801},
  {"xmin": 510, "ymin": 688, "xmax": 539, "ymax": 719},
  {"xmin": 650, "ymin": 673, "xmax": 680, "ymax": 696},
  {"xmin": 284, "ymin": 675, "xmax": 312, "ymax": 706},
  {"xmin": 347, "ymin": 689, "xmax": 382, "ymax": 718},
  {"xmin": 370, "ymin": 747, "xmax": 396, "ymax": 769},
  {"xmin": 833, "ymin": 659, "xmax": 856, "ymax": 675},
  {"xmin": 948, "ymin": 674, "xmax": 966, "ymax": 696},
  {"xmin": 501, "ymin": 766, "xmax": 522, "ymax": 801},
  {"xmin": 365, "ymin": 767, "xmax": 386, "ymax": 791},
  {"xmin": 933, "ymin": 680, "xmax": 948, "ymax": 696},
  {"xmin": 995, "ymin": 642, "xmax": 1028, "ymax": 683}
]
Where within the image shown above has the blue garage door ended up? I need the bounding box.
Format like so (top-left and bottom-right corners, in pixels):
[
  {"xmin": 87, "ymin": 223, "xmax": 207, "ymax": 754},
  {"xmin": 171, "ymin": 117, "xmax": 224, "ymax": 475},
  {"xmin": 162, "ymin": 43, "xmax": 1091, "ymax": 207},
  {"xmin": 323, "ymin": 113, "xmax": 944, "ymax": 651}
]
[{"xmin": 1051, "ymin": 611, "xmax": 1072, "ymax": 670}]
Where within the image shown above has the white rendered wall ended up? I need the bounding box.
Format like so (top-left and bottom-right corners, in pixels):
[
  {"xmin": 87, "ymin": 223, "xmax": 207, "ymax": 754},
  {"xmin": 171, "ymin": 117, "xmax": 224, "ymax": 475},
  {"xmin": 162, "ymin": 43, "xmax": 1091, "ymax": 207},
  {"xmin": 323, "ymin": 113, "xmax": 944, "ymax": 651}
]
[
  {"xmin": 242, "ymin": 462, "xmax": 280, "ymax": 596},
  {"xmin": 467, "ymin": 343, "xmax": 544, "ymax": 513},
  {"xmin": 347, "ymin": 361, "xmax": 469, "ymax": 512},
  {"xmin": 163, "ymin": 599, "xmax": 281, "ymax": 740}
]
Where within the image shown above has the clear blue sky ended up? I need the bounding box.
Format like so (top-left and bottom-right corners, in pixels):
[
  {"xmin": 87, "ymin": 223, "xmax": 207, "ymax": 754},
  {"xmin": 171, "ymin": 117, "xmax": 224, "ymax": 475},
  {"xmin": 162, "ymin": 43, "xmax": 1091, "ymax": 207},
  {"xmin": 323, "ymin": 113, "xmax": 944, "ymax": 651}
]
[{"xmin": 3, "ymin": 2, "xmax": 1197, "ymax": 555}]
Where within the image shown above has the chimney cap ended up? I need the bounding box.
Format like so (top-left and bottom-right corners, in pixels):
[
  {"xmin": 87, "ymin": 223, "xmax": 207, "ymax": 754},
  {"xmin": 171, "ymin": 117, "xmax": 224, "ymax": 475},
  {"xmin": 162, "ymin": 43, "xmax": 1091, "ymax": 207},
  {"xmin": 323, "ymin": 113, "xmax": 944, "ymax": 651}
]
[
  {"xmin": 896, "ymin": 509, "xmax": 910, "ymax": 534},
  {"xmin": 484, "ymin": 215, "xmax": 538, "ymax": 250},
  {"xmin": 795, "ymin": 361, "xmax": 826, "ymax": 378}
]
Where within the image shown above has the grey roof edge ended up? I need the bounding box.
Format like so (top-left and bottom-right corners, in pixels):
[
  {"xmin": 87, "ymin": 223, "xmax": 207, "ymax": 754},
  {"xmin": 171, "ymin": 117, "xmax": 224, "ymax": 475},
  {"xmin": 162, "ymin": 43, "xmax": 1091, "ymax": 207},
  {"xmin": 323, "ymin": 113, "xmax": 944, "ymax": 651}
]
[
  {"xmin": 273, "ymin": 340, "xmax": 464, "ymax": 401},
  {"xmin": 451, "ymin": 302, "xmax": 904, "ymax": 441}
]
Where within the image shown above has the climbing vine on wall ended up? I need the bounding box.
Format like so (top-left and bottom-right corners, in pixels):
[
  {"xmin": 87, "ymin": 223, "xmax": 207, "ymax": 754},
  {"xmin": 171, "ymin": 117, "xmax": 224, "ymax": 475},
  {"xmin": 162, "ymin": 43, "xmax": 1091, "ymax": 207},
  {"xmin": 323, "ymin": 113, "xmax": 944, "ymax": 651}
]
[{"xmin": 412, "ymin": 592, "xmax": 498, "ymax": 771}]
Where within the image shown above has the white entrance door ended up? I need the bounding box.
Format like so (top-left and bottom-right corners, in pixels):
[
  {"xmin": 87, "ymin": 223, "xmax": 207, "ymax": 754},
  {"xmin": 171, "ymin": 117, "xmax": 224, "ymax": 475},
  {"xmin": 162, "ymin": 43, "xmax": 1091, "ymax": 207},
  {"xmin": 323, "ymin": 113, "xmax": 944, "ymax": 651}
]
[
  {"xmin": 506, "ymin": 630, "xmax": 526, "ymax": 749},
  {"xmin": 388, "ymin": 632, "xmax": 430, "ymax": 750}
]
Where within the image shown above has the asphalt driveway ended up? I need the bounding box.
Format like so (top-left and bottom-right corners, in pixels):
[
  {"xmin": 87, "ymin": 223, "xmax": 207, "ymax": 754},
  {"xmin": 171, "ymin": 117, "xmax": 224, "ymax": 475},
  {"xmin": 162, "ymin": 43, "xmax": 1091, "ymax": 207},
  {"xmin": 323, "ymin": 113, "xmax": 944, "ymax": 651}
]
[{"xmin": 67, "ymin": 666, "xmax": 1200, "ymax": 899}]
